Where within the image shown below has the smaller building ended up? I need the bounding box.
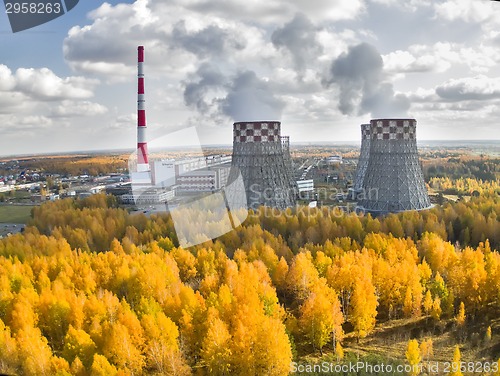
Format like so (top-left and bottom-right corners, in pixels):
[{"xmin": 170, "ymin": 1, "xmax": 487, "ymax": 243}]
[
  {"xmin": 296, "ymin": 179, "xmax": 314, "ymax": 193},
  {"xmin": 176, "ymin": 164, "xmax": 231, "ymax": 194},
  {"xmin": 326, "ymin": 155, "xmax": 343, "ymax": 164},
  {"xmin": 89, "ymin": 185, "xmax": 106, "ymax": 194},
  {"xmin": 121, "ymin": 189, "xmax": 174, "ymax": 204}
]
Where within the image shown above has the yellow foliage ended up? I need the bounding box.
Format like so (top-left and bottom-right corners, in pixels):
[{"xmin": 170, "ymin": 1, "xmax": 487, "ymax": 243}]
[{"xmin": 405, "ymin": 339, "xmax": 421, "ymax": 376}]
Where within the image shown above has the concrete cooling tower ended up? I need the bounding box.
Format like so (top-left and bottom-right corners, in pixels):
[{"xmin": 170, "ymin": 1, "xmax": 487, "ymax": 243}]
[
  {"xmin": 231, "ymin": 121, "xmax": 296, "ymax": 210},
  {"xmin": 352, "ymin": 123, "xmax": 371, "ymax": 194},
  {"xmin": 281, "ymin": 136, "xmax": 296, "ymax": 184},
  {"xmin": 358, "ymin": 119, "xmax": 431, "ymax": 213}
]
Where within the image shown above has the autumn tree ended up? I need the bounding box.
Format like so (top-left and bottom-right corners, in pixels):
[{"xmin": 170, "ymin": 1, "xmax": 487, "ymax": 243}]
[
  {"xmin": 405, "ymin": 339, "xmax": 421, "ymax": 376},
  {"xmin": 298, "ymin": 280, "xmax": 344, "ymax": 353},
  {"xmin": 423, "ymin": 290, "xmax": 433, "ymax": 315},
  {"xmin": 455, "ymin": 302, "xmax": 466, "ymax": 327},
  {"xmin": 419, "ymin": 338, "xmax": 433, "ymax": 362},
  {"xmin": 350, "ymin": 275, "xmax": 378, "ymax": 340},
  {"xmin": 431, "ymin": 297, "xmax": 442, "ymax": 320},
  {"xmin": 485, "ymin": 326, "xmax": 492, "ymax": 343},
  {"xmin": 335, "ymin": 341, "xmax": 344, "ymax": 361},
  {"xmin": 450, "ymin": 346, "xmax": 463, "ymax": 376},
  {"xmin": 200, "ymin": 309, "xmax": 232, "ymax": 375}
]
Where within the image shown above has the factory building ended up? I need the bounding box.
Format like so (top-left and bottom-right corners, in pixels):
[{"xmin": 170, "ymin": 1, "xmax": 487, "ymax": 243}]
[
  {"xmin": 121, "ymin": 188, "xmax": 174, "ymax": 204},
  {"xmin": 150, "ymin": 156, "xmax": 232, "ymax": 193},
  {"xmin": 176, "ymin": 164, "xmax": 231, "ymax": 194}
]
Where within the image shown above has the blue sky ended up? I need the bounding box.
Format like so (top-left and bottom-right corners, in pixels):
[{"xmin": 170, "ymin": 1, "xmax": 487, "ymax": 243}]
[{"xmin": 0, "ymin": 0, "xmax": 499, "ymax": 156}]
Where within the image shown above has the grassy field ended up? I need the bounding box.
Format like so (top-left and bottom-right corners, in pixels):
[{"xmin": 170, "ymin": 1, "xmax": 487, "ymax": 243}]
[
  {"xmin": 294, "ymin": 313, "xmax": 500, "ymax": 375},
  {"xmin": 0, "ymin": 205, "xmax": 34, "ymax": 223}
]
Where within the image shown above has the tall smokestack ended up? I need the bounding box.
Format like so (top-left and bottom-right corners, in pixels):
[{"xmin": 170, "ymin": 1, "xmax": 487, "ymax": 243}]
[
  {"xmin": 137, "ymin": 46, "xmax": 149, "ymax": 172},
  {"xmin": 358, "ymin": 119, "xmax": 431, "ymax": 213}
]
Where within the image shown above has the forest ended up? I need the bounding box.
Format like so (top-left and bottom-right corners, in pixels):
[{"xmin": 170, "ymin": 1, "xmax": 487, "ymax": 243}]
[{"xmin": 0, "ymin": 186, "xmax": 499, "ymax": 375}]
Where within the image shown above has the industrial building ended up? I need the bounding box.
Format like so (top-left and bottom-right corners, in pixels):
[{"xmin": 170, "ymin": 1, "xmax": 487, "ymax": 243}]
[
  {"xmin": 151, "ymin": 155, "xmax": 232, "ymax": 191},
  {"xmin": 121, "ymin": 188, "xmax": 174, "ymax": 204},
  {"xmin": 230, "ymin": 121, "xmax": 297, "ymax": 210},
  {"xmin": 175, "ymin": 164, "xmax": 231, "ymax": 194},
  {"xmin": 326, "ymin": 155, "xmax": 343, "ymax": 164},
  {"xmin": 357, "ymin": 119, "xmax": 431, "ymax": 213}
]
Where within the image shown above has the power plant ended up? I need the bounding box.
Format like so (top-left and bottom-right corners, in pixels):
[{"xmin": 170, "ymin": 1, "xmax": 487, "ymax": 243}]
[
  {"xmin": 352, "ymin": 123, "xmax": 371, "ymax": 196},
  {"xmin": 230, "ymin": 121, "xmax": 296, "ymax": 210},
  {"xmin": 126, "ymin": 48, "xmax": 429, "ymax": 215},
  {"xmin": 357, "ymin": 119, "xmax": 431, "ymax": 213}
]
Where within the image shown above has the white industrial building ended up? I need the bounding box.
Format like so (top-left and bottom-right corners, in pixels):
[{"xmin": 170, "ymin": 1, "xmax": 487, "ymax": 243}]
[
  {"xmin": 176, "ymin": 164, "xmax": 231, "ymax": 194},
  {"xmin": 296, "ymin": 179, "xmax": 314, "ymax": 193},
  {"xmin": 121, "ymin": 189, "xmax": 175, "ymax": 204},
  {"xmin": 149, "ymin": 155, "xmax": 232, "ymax": 194}
]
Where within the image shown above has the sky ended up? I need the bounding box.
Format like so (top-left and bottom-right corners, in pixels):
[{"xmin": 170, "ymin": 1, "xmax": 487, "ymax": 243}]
[{"xmin": 0, "ymin": 0, "xmax": 500, "ymax": 156}]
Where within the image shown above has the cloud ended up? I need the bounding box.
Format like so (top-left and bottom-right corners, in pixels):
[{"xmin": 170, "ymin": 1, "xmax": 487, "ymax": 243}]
[
  {"xmin": 370, "ymin": 0, "xmax": 432, "ymax": 11},
  {"xmin": 221, "ymin": 71, "xmax": 285, "ymax": 121},
  {"xmin": 110, "ymin": 113, "xmax": 138, "ymax": 129},
  {"xmin": 183, "ymin": 65, "xmax": 285, "ymax": 121},
  {"xmin": 172, "ymin": 21, "xmax": 246, "ymax": 59},
  {"xmin": 51, "ymin": 101, "xmax": 108, "ymax": 117},
  {"xmin": 436, "ymin": 75, "xmax": 500, "ymax": 101},
  {"xmin": 383, "ymin": 48, "xmax": 453, "ymax": 74},
  {"xmin": 0, "ymin": 114, "xmax": 53, "ymax": 134},
  {"xmin": 173, "ymin": 0, "xmax": 364, "ymax": 24},
  {"xmin": 0, "ymin": 64, "xmax": 97, "ymax": 101},
  {"xmin": 326, "ymin": 43, "xmax": 410, "ymax": 117},
  {"xmin": 271, "ymin": 13, "xmax": 322, "ymax": 74},
  {"xmin": 0, "ymin": 65, "xmax": 16, "ymax": 91},
  {"xmin": 383, "ymin": 43, "xmax": 500, "ymax": 75},
  {"xmin": 63, "ymin": 0, "xmax": 168, "ymax": 78},
  {"xmin": 434, "ymin": 0, "xmax": 494, "ymax": 23},
  {"xmin": 14, "ymin": 68, "xmax": 98, "ymax": 101},
  {"xmin": 183, "ymin": 63, "xmax": 226, "ymax": 116}
]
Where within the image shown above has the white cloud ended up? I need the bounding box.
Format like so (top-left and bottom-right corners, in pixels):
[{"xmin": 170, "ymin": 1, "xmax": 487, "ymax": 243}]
[
  {"xmin": 436, "ymin": 75, "xmax": 500, "ymax": 101},
  {"xmin": 383, "ymin": 42, "xmax": 500, "ymax": 75},
  {"xmin": 370, "ymin": 0, "xmax": 431, "ymax": 12},
  {"xmin": 170, "ymin": 0, "xmax": 364, "ymax": 24},
  {"xmin": 0, "ymin": 65, "xmax": 16, "ymax": 91},
  {"xmin": 0, "ymin": 114, "xmax": 53, "ymax": 134},
  {"xmin": 51, "ymin": 100, "xmax": 108, "ymax": 117},
  {"xmin": 434, "ymin": 0, "xmax": 494, "ymax": 23},
  {"xmin": 14, "ymin": 68, "xmax": 98, "ymax": 101}
]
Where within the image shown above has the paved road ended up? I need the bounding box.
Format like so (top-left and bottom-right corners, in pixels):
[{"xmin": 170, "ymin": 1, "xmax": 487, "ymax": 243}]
[{"xmin": 0, "ymin": 223, "xmax": 25, "ymax": 238}]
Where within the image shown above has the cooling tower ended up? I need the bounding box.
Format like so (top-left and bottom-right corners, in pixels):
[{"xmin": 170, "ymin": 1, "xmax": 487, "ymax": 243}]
[
  {"xmin": 352, "ymin": 123, "xmax": 371, "ymax": 195},
  {"xmin": 231, "ymin": 121, "xmax": 296, "ymax": 210},
  {"xmin": 281, "ymin": 136, "xmax": 296, "ymax": 182},
  {"xmin": 358, "ymin": 119, "xmax": 431, "ymax": 213}
]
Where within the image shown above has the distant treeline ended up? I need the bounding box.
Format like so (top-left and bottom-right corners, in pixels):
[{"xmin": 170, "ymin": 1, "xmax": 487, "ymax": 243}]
[
  {"xmin": 424, "ymin": 157, "xmax": 500, "ymax": 182},
  {"xmin": 26, "ymin": 191, "xmax": 500, "ymax": 255}
]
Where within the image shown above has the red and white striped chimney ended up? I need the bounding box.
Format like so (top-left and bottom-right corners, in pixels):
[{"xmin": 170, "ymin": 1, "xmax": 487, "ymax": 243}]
[{"xmin": 137, "ymin": 45, "xmax": 149, "ymax": 172}]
